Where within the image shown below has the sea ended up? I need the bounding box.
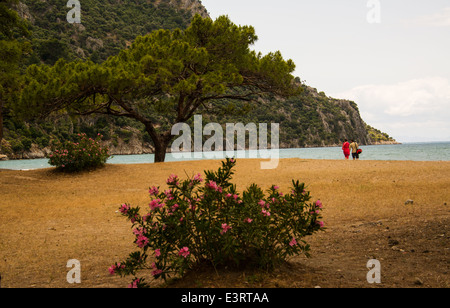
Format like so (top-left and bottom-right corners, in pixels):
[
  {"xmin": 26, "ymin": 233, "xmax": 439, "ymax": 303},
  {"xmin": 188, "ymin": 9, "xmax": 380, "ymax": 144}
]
[{"xmin": 1, "ymin": 142, "xmax": 449, "ymax": 171}]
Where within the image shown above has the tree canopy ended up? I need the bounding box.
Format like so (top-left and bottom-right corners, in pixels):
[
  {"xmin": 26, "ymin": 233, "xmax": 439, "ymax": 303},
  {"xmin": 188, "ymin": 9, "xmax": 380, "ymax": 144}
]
[
  {"xmin": 18, "ymin": 15, "xmax": 299, "ymax": 162},
  {"xmin": 0, "ymin": 0, "xmax": 30, "ymax": 149}
]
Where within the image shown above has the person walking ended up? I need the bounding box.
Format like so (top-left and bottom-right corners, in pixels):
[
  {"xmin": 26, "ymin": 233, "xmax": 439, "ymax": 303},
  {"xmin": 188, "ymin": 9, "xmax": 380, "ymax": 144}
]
[
  {"xmin": 350, "ymin": 139, "xmax": 359, "ymax": 160},
  {"xmin": 342, "ymin": 139, "xmax": 350, "ymax": 160}
]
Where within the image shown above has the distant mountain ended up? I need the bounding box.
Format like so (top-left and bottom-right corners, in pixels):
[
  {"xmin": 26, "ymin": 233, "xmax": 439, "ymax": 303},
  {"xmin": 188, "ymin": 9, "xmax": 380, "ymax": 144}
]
[{"xmin": 1, "ymin": 0, "xmax": 397, "ymax": 159}]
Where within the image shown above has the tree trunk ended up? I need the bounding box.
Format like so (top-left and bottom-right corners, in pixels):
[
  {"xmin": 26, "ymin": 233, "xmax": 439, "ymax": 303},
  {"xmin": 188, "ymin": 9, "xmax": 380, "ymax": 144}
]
[
  {"xmin": 154, "ymin": 140, "xmax": 167, "ymax": 163},
  {"xmin": 145, "ymin": 125, "xmax": 173, "ymax": 163}
]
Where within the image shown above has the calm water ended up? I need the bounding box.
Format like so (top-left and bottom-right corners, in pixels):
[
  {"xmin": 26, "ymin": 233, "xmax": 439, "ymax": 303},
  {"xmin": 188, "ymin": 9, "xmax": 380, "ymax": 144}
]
[{"xmin": 1, "ymin": 142, "xmax": 449, "ymax": 171}]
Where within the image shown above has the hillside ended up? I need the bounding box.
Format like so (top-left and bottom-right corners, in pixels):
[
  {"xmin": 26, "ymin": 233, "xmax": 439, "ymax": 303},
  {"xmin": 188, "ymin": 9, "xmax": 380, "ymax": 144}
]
[
  {"xmin": 16, "ymin": 0, "xmax": 209, "ymax": 65},
  {"xmin": 1, "ymin": 1, "xmax": 397, "ymax": 159}
]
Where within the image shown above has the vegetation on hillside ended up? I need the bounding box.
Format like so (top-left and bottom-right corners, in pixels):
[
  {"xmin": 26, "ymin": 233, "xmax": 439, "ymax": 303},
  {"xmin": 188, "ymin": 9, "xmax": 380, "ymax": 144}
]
[
  {"xmin": 366, "ymin": 125, "xmax": 396, "ymax": 143},
  {"xmin": 19, "ymin": 0, "xmax": 197, "ymax": 65}
]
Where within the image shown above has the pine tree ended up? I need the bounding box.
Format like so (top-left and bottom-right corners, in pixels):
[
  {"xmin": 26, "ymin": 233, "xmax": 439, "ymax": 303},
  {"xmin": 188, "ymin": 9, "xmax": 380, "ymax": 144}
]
[{"xmin": 18, "ymin": 15, "xmax": 300, "ymax": 162}]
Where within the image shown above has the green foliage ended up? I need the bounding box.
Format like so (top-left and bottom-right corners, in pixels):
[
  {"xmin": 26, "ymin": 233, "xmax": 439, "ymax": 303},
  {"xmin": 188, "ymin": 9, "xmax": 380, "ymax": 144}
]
[
  {"xmin": 199, "ymin": 84, "xmax": 369, "ymax": 148},
  {"xmin": 0, "ymin": 0, "xmax": 30, "ymax": 39},
  {"xmin": 111, "ymin": 158, "xmax": 324, "ymax": 288},
  {"xmin": 0, "ymin": 0, "xmax": 32, "ymax": 151},
  {"xmin": 48, "ymin": 132, "xmax": 110, "ymax": 172},
  {"xmin": 18, "ymin": 15, "xmax": 298, "ymax": 162},
  {"xmin": 20, "ymin": 0, "xmax": 196, "ymax": 64},
  {"xmin": 36, "ymin": 38, "xmax": 69, "ymax": 64},
  {"xmin": 367, "ymin": 125, "xmax": 395, "ymax": 142}
]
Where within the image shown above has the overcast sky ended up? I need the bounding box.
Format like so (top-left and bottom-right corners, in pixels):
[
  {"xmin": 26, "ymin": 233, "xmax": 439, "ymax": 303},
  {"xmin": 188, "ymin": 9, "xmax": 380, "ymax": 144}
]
[{"xmin": 201, "ymin": 0, "xmax": 450, "ymax": 142}]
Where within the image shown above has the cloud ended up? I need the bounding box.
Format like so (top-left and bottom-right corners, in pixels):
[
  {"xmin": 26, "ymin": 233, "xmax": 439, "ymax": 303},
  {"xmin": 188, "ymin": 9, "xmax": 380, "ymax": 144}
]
[
  {"xmin": 331, "ymin": 77, "xmax": 450, "ymax": 142},
  {"xmin": 406, "ymin": 7, "xmax": 450, "ymax": 27}
]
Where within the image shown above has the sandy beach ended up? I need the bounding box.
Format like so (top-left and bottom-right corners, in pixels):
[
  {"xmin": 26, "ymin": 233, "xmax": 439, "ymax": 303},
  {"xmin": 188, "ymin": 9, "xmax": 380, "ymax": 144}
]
[{"xmin": 0, "ymin": 158, "xmax": 449, "ymax": 288}]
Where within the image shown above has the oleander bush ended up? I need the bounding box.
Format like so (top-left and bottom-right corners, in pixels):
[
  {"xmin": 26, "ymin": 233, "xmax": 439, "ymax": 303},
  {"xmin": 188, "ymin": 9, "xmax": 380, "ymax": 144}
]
[
  {"xmin": 48, "ymin": 133, "xmax": 110, "ymax": 172},
  {"xmin": 110, "ymin": 158, "xmax": 324, "ymax": 288}
]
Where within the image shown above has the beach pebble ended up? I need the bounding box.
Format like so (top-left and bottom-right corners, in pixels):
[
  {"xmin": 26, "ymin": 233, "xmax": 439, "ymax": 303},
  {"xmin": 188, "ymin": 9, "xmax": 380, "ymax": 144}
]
[{"xmin": 414, "ymin": 278, "xmax": 424, "ymax": 286}]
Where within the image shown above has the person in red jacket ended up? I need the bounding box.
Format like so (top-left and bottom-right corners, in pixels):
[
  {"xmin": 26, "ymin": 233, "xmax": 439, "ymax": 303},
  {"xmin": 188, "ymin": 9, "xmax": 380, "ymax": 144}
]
[{"xmin": 342, "ymin": 139, "xmax": 350, "ymax": 160}]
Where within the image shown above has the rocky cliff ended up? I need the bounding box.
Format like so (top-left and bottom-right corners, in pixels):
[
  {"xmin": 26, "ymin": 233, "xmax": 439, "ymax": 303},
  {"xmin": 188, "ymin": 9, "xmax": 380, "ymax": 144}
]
[{"xmin": 167, "ymin": 0, "xmax": 209, "ymax": 18}]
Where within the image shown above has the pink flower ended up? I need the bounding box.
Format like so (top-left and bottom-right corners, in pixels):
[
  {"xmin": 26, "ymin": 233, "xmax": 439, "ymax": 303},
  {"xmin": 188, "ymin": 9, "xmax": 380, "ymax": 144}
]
[
  {"xmin": 133, "ymin": 227, "xmax": 144, "ymax": 237},
  {"xmin": 317, "ymin": 221, "xmax": 325, "ymax": 228},
  {"xmin": 150, "ymin": 263, "xmax": 163, "ymax": 276},
  {"xmin": 261, "ymin": 209, "xmax": 271, "ymax": 217},
  {"xmin": 167, "ymin": 174, "xmax": 179, "ymax": 185},
  {"xmin": 108, "ymin": 265, "xmax": 116, "ymax": 275},
  {"xmin": 136, "ymin": 235, "xmax": 149, "ymax": 248},
  {"xmin": 273, "ymin": 185, "xmax": 279, "ymax": 190},
  {"xmin": 289, "ymin": 237, "xmax": 298, "ymax": 247},
  {"xmin": 109, "ymin": 263, "xmax": 125, "ymax": 275},
  {"xmin": 221, "ymin": 223, "xmax": 232, "ymax": 235},
  {"xmin": 119, "ymin": 203, "xmax": 130, "ymax": 214},
  {"xmin": 149, "ymin": 199, "xmax": 164, "ymax": 210},
  {"xmin": 206, "ymin": 181, "xmax": 222, "ymax": 192},
  {"xmin": 244, "ymin": 218, "xmax": 253, "ymax": 223},
  {"xmin": 155, "ymin": 249, "xmax": 161, "ymax": 258},
  {"xmin": 316, "ymin": 200, "xmax": 323, "ymax": 209},
  {"xmin": 128, "ymin": 279, "xmax": 140, "ymax": 288},
  {"xmin": 164, "ymin": 190, "xmax": 174, "ymax": 200},
  {"xmin": 179, "ymin": 247, "xmax": 190, "ymax": 258},
  {"xmin": 193, "ymin": 173, "xmax": 203, "ymax": 182},
  {"xmin": 149, "ymin": 186, "xmax": 159, "ymax": 196},
  {"xmin": 130, "ymin": 214, "xmax": 140, "ymax": 223},
  {"xmin": 258, "ymin": 200, "xmax": 266, "ymax": 207}
]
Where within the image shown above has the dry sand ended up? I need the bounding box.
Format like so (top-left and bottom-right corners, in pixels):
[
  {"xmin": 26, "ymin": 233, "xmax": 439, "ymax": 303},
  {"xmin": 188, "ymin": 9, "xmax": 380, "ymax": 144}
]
[{"xmin": 0, "ymin": 158, "xmax": 449, "ymax": 288}]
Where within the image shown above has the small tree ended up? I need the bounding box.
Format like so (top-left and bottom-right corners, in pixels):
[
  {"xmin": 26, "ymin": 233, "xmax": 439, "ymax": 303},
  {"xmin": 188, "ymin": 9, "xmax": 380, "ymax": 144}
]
[
  {"xmin": 18, "ymin": 15, "xmax": 300, "ymax": 162},
  {"xmin": 110, "ymin": 159, "xmax": 325, "ymax": 288}
]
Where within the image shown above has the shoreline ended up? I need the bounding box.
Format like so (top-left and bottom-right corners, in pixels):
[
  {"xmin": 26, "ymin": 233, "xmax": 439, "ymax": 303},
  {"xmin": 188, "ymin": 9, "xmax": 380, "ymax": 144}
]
[
  {"xmin": 2, "ymin": 157, "xmax": 450, "ymax": 172},
  {"xmin": 0, "ymin": 141, "xmax": 406, "ymax": 161},
  {"xmin": 4, "ymin": 141, "xmax": 450, "ymax": 169}
]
